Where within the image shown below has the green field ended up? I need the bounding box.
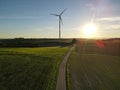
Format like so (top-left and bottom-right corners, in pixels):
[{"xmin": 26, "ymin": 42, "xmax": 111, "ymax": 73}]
[
  {"xmin": 0, "ymin": 47, "xmax": 69, "ymax": 90},
  {"xmin": 67, "ymin": 40, "xmax": 120, "ymax": 90}
]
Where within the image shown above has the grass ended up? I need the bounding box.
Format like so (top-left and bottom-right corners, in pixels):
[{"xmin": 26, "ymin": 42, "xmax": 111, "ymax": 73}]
[
  {"xmin": 0, "ymin": 47, "xmax": 69, "ymax": 90},
  {"xmin": 67, "ymin": 40, "xmax": 120, "ymax": 90}
]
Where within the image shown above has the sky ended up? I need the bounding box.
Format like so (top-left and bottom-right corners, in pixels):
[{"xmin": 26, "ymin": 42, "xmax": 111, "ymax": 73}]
[{"xmin": 0, "ymin": 0, "xmax": 120, "ymax": 38}]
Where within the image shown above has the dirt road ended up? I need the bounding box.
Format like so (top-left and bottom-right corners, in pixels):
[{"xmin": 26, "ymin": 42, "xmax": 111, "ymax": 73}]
[{"xmin": 56, "ymin": 46, "xmax": 74, "ymax": 90}]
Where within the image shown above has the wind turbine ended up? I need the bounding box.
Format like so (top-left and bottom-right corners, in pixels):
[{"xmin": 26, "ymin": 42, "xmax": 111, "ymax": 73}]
[{"xmin": 50, "ymin": 9, "xmax": 66, "ymax": 40}]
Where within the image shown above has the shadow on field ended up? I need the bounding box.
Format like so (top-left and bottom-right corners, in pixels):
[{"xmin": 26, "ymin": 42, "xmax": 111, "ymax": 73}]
[{"xmin": 0, "ymin": 38, "xmax": 75, "ymax": 47}]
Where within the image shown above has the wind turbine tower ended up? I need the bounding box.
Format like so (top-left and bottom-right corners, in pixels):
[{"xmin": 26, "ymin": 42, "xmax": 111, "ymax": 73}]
[{"xmin": 50, "ymin": 9, "xmax": 66, "ymax": 39}]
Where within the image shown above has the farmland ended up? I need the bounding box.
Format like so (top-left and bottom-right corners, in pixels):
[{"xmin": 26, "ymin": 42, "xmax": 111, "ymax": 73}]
[
  {"xmin": 0, "ymin": 47, "xmax": 69, "ymax": 90},
  {"xmin": 67, "ymin": 39, "xmax": 120, "ymax": 90}
]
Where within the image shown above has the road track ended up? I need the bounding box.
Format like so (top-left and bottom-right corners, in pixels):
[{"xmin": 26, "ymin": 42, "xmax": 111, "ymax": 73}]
[{"xmin": 56, "ymin": 46, "xmax": 74, "ymax": 90}]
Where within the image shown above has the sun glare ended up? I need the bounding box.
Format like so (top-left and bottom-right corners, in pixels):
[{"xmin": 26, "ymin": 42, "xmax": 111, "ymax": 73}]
[{"xmin": 82, "ymin": 23, "xmax": 97, "ymax": 38}]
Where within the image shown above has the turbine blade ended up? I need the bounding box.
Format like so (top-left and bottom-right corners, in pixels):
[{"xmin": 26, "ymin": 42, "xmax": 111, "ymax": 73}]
[
  {"xmin": 60, "ymin": 8, "xmax": 67, "ymax": 15},
  {"xmin": 60, "ymin": 16, "xmax": 63, "ymax": 25},
  {"xmin": 50, "ymin": 13, "xmax": 59, "ymax": 16}
]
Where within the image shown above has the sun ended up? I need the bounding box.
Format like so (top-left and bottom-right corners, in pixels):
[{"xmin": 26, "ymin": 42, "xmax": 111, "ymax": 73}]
[{"xmin": 82, "ymin": 23, "xmax": 97, "ymax": 38}]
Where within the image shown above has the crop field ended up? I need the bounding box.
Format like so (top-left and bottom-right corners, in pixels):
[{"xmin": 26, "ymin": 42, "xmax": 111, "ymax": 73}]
[
  {"xmin": 67, "ymin": 39, "xmax": 120, "ymax": 90},
  {"xmin": 0, "ymin": 47, "xmax": 69, "ymax": 90}
]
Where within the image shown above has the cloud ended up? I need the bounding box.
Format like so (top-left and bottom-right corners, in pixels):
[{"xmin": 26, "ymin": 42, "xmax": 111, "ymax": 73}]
[
  {"xmin": 44, "ymin": 26, "xmax": 56, "ymax": 30},
  {"xmin": 96, "ymin": 17, "xmax": 120, "ymax": 21},
  {"xmin": 0, "ymin": 16, "xmax": 41, "ymax": 19},
  {"xmin": 71, "ymin": 26, "xmax": 82, "ymax": 31},
  {"xmin": 86, "ymin": 0, "xmax": 101, "ymax": 11},
  {"xmin": 32, "ymin": 26, "xmax": 57, "ymax": 32},
  {"xmin": 95, "ymin": 17, "xmax": 120, "ymax": 30},
  {"xmin": 104, "ymin": 24, "xmax": 120, "ymax": 30},
  {"xmin": 86, "ymin": 3, "xmax": 97, "ymax": 12}
]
